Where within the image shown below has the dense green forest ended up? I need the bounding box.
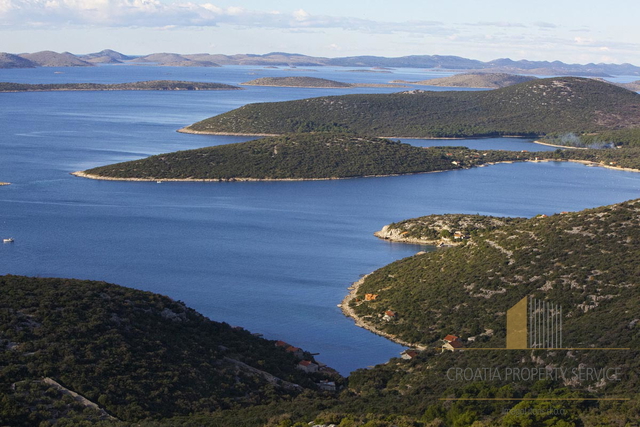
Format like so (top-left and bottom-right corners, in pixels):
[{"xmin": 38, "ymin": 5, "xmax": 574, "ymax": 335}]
[
  {"xmin": 80, "ymin": 133, "xmax": 536, "ymax": 180},
  {"xmin": 0, "ymin": 276, "xmax": 339, "ymax": 426},
  {"xmin": 184, "ymin": 77, "xmax": 640, "ymax": 138},
  {"xmin": 81, "ymin": 131, "xmax": 640, "ymax": 181},
  {"xmin": 0, "ymin": 81, "xmax": 241, "ymax": 92}
]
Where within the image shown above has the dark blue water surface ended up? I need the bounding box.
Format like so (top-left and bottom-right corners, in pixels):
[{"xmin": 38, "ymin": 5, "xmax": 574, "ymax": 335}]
[{"xmin": 1, "ymin": 66, "xmax": 639, "ymax": 374}]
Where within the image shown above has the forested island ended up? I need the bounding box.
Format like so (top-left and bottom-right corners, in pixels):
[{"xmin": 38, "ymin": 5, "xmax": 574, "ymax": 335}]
[
  {"xmin": 392, "ymin": 72, "xmax": 537, "ymax": 88},
  {"xmin": 73, "ymin": 133, "xmax": 552, "ymax": 182},
  {"xmin": 0, "ymin": 80, "xmax": 241, "ymax": 92},
  {"xmin": 75, "ymin": 130, "xmax": 640, "ymax": 181},
  {"xmin": 241, "ymin": 76, "xmax": 403, "ymax": 88},
  {"xmin": 182, "ymin": 77, "xmax": 640, "ymax": 138}
]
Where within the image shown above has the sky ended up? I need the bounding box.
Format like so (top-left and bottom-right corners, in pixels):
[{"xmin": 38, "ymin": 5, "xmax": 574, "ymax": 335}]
[{"xmin": 1, "ymin": 0, "xmax": 639, "ymax": 65}]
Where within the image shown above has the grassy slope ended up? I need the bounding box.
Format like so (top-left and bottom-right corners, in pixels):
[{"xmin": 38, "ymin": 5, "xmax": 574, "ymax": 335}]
[
  {"xmin": 353, "ymin": 200, "xmax": 640, "ymax": 349},
  {"xmin": 185, "ymin": 77, "xmax": 640, "ymax": 138}
]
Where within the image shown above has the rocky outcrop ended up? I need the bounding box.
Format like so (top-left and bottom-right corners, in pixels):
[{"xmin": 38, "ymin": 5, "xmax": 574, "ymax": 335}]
[{"xmin": 374, "ymin": 224, "xmax": 452, "ymax": 246}]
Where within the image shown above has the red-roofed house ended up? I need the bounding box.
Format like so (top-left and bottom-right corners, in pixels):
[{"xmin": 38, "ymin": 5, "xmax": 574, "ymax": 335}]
[
  {"xmin": 443, "ymin": 335, "xmax": 459, "ymax": 343},
  {"xmin": 275, "ymin": 340, "xmax": 289, "ymax": 348},
  {"xmin": 442, "ymin": 334, "xmax": 464, "ymax": 352},
  {"xmin": 297, "ymin": 360, "xmax": 319, "ymax": 373},
  {"xmin": 383, "ymin": 310, "xmax": 397, "ymax": 322},
  {"xmin": 286, "ymin": 346, "xmax": 304, "ymax": 359},
  {"xmin": 401, "ymin": 350, "xmax": 419, "ymax": 360}
]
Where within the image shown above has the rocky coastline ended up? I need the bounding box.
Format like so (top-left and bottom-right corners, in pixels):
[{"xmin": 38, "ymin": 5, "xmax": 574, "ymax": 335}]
[{"xmin": 340, "ymin": 274, "xmax": 427, "ymax": 351}]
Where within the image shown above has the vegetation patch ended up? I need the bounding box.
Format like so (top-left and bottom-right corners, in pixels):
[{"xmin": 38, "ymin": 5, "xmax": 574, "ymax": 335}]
[
  {"xmin": 80, "ymin": 133, "xmax": 539, "ymax": 181},
  {"xmin": 0, "ymin": 276, "xmax": 338, "ymax": 425},
  {"xmin": 185, "ymin": 77, "xmax": 640, "ymax": 137}
]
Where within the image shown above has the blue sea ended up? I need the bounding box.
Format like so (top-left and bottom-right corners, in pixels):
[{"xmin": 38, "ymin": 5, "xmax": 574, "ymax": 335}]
[{"xmin": 1, "ymin": 65, "xmax": 639, "ymax": 374}]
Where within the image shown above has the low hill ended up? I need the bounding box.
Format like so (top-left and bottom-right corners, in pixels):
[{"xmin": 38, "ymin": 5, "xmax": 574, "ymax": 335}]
[
  {"xmin": 18, "ymin": 51, "xmax": 94, "ymax": 67},
  {"xmin": 79, "ymin": 49, "xmax": 134, "ymax": 64},
  {"xmin": 328, "ymin": 199, "xmax": 640, "ymax": 425},
  {"xmin": 394, "ymin": 72, "xmax": 537, "ymax": 88},
  {"xmin": 0, "ymin": 52, "xmax": 36, "ymax": 69},
  {"xmin": 241, "ymin": 76, "xmax": 402, "ymax": 88},
  {"xmin": 242, "ymin": 76, "xmax": 353, "ymax": 88},
  {"xmin": 76, "ymin": 133, "xmax": 538, "ymax": 181},
  {"xmin": 620, "ymin": 79, "xmax": 640, "ymax": 91},
  {"xmin": 352, "ymin": 200, "xmax": 640, "ymax": 349},
  {"xmin": 0, "ymin": 80, "xmax": 241, "ymax": 92},
  {"xmin": 0, "ymin": 275, "xmax": 336, "ymax": 425},
  {"xmin": 184, "ymin": 77, "xmax": 640, "ymax": 138},
  {"xmin": 132, "ymin": 53, "xmax": 221, "ymax": 67}
]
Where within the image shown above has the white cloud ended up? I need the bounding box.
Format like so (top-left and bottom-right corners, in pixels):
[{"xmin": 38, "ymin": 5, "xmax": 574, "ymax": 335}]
[
  {"xmin": 0, "ymin": 0, "xmax": 14, "ymax": 13},
  {"xmin": 292, "ymin": 8, "xmax": 309, "ymax": 21},
  {"xmin": 0, "ymin": 0, "xmax": 452, "ymax": 36},
  {"xmin": 574, "ymin": 36, "xmax": 594, "ymax": 45}
]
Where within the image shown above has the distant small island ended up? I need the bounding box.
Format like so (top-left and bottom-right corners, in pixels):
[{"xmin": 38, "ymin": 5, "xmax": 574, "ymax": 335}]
[
  {"xmin": 392, "ymin": 72, "xmax": 537, "ymax": 89},
  {"xmin": 0, "ymin": 80, "xmax": 241, "ymax": 93},
  {"xmin": 241, "ymin": 76, "xmax": 403, "ymax": 88}
]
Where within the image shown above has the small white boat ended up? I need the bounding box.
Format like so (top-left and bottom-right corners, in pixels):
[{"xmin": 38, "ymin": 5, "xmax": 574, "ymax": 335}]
[{"xmin": 3, "ymin": 238, "xmax": 14, "ymax": 243}]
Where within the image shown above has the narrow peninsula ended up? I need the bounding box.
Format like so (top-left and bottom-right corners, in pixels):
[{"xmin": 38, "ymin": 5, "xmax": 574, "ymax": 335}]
[
  {"xmin": 373, "ymin": 213, "xmax": 524, "ymax": 245},
  {"xmin": 73, "ymin": 133, "xmax": 548, "ymax": 182},
  {"xmin": 76, "ymin": 130, "xmax": 640, "ymax": 182}
]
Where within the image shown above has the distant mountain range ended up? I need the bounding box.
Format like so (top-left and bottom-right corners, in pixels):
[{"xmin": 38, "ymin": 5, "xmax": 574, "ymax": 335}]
[{"xmin": 2, "ymin": 50, "xmax": 640, "ymax": 76}]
